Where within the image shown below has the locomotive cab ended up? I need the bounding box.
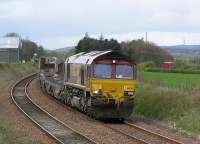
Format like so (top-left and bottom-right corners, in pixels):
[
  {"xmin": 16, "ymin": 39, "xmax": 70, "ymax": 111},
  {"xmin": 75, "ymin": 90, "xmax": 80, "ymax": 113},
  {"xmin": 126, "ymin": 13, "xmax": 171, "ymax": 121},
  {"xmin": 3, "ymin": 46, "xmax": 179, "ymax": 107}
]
[{"xmin": 91, "ymin": 59, "xmax": 136, "ymax": 103}]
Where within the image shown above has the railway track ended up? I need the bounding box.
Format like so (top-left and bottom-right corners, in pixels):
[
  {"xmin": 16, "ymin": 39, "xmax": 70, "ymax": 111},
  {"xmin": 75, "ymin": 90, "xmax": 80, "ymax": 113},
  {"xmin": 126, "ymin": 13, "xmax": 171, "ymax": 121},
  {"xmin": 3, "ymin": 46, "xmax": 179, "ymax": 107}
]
[
  {"xmin": 106, "ymin": 122, "xmax": 185, "ymax": 144},
  {"xmin": 124, "ymin": 121, "xmax": 184, "ymax": 144},
  {"xmin": 13, "ymin": 74, "xmax": 186, "ymax": 144},
  {"xmin": 11, "ymin": 74, "xmax": 95, "ymax": 144},
  {"xmin": 104, "ymin": 123, "xmax": 149, "ymax": 144}
]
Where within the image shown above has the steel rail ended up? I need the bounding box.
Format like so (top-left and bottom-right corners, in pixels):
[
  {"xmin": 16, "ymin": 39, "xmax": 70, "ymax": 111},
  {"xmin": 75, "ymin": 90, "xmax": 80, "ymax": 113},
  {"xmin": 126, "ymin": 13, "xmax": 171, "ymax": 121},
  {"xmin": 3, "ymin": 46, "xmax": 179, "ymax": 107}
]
[
  {"xmin": 11, "ymin": 73, "xmax": 95, "ymax": 144},
  {"xmin": 125, "ymin": 121, "xmax": 184, "ymax": 144},
  {"xmin": 104, "ymin": 124, "xmax": 149, "ymax": 144}
]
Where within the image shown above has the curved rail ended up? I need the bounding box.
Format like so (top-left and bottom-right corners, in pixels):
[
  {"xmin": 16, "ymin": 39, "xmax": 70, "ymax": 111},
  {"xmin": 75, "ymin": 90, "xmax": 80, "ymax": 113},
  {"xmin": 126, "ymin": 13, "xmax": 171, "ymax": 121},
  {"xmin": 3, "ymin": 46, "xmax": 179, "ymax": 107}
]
[
  {"xmin": 104, "ymin": 124, "xmax": 149, "ymax": 144},
  {"xmin": 20, "ymin": 75, "xmax": 185, "ymax": 144},
  {"xmin": 124, "ymin": 121, "xmax": 184, "ymax": 144},
  {"xmin": 11, "ymin": 74, "xmax": 95, "ymax": 144}
]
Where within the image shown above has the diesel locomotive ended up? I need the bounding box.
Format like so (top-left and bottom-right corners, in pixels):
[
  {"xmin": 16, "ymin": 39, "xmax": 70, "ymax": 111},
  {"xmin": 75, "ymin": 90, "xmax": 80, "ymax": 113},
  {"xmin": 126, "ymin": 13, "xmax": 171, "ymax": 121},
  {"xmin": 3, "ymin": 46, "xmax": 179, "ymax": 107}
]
[{"xmin": 39, "ymin": 51, "xmax": 137, "ymax": 119}]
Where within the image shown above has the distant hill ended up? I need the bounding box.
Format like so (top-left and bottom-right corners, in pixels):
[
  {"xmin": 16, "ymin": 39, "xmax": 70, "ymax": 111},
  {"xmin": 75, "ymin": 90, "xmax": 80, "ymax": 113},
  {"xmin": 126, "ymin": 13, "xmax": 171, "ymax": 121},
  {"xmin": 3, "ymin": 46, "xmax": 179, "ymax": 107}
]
[
  {"xmin": 161, "ymin": 45, "xmax": 200, "ymax": 56},
  {"xmin": 55, "ymin": 46, "xmax": 75, "ymax": 52},
  {"xmin": 54, "ymin": 45, "xmax": 200, "ymax": 57}
]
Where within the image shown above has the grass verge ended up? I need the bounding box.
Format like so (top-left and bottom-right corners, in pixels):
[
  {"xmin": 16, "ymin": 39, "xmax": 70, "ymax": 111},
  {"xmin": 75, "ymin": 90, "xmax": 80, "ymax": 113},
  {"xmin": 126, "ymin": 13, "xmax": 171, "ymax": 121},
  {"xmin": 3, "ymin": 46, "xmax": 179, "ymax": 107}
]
[
  {"xmin": 134, "ymin": 82, "xmax": 200, "ymax": 134},
  {"xmin": 0, "ymin": 63, "xmax": 37, "ymax": 88},
  {"xmin": 0, "ymin": 120, "xmax": 43, "ymax": 144}
]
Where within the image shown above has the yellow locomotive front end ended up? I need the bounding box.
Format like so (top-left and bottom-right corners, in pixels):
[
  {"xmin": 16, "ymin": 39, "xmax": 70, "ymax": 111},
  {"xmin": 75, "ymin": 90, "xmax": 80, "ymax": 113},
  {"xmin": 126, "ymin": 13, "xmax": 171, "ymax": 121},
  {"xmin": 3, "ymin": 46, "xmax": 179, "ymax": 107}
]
[
  {"xmin": 91, "ymin": 79, "xmax": 136, "ymax": 103},
  {"xmin": 89, "ymin": 59, "xmax": 136, "ymax": 119}
]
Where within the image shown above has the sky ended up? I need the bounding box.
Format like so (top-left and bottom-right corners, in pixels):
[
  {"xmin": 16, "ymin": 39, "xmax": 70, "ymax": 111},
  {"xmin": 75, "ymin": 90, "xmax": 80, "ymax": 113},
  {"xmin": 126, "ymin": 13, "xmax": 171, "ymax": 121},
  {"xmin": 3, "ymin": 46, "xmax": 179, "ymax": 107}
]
[{"xmin": 0, "ymin": 0, "xmax": 200, "ymax": 49}]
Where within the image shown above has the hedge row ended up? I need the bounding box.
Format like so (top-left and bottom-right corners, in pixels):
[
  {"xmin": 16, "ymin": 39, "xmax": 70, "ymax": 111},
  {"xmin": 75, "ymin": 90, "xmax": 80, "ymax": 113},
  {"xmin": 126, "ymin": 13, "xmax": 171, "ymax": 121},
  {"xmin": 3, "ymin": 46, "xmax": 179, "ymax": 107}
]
[{"xmin": 146, "ymin": 68, "xmax": 200, "ymax": 74}]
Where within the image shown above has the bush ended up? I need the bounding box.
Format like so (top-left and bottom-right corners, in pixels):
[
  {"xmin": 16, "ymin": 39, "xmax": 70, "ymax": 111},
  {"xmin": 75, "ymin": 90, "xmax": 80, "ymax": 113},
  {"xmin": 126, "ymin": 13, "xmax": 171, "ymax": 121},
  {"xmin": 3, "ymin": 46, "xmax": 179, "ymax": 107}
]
[
  {"xmin": 175, "ymin": 59, "xmax": 191, "ymax": 70},
  {"xmin": 134, "ymin": 83, "xmax": 200, "ymax": 133},
  {"xmin": 134, "ymin": 84, "xmax": 188, "ymax": 120},
  {"xmin": 138, "ymin": 61, "xmax": 156, "ymax": 70}
]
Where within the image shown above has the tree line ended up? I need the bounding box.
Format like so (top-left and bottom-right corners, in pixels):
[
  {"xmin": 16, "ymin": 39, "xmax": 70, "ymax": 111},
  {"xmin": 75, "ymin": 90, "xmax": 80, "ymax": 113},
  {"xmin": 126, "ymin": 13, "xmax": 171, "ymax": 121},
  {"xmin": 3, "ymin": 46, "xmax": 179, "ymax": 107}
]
[
  {"xmin": 8, "ymin": 31, "xmax": 173, "ymax": 66},
  {"xmin": 75, "ymin": 33, "xmax": 174, "ymax": 66},
  {"xmin": 76, "ymin": 33, "xmax": 121, "ymax": 53}
]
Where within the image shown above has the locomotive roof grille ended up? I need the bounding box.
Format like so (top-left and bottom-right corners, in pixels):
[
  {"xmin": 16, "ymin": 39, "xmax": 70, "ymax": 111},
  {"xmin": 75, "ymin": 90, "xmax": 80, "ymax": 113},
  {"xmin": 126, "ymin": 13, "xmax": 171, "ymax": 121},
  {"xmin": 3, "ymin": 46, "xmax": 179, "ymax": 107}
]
[{"xmin": 66, "ymin": 50, "xmax": 135, "ymax": 65}]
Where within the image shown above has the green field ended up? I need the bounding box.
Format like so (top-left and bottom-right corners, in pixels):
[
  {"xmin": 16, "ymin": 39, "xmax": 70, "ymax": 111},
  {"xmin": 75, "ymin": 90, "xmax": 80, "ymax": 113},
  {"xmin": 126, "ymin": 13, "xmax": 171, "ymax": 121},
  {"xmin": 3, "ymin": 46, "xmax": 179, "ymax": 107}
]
[
  {"xmin": 134, "ymin": 71, "xmax": 200, "ymax": 134},
  {"xmin": 139, "ymin": 71, "xmax": 200, "ymax": 90}
]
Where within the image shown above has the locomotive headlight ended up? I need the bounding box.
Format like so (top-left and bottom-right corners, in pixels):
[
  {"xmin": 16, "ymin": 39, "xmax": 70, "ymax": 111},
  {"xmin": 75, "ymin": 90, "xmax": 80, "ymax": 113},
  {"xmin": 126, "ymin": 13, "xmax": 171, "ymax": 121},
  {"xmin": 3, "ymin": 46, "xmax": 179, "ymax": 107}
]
[
  {"xmin": 93, "ymin": 90, "xmax": 98, "ymax": 94},
  {"xmin": 124, "ymin": 91, "xmax": 134, "ymax": 96},
  {"xmin": 92, "ymin": 84, "xmax": 102, "ymax": 95},
  {"xmin": 93, "ymin": 89, "xmax": 102, "ymax": 95}
]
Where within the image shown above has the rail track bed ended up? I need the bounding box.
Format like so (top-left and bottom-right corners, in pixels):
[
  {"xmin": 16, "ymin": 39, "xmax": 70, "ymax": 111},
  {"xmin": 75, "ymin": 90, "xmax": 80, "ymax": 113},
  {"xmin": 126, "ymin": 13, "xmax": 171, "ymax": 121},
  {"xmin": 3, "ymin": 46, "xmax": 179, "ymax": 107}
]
[
  {"xmin": 11, "ymin": 74, "xmax": 94, "ymax": 144},
  {"xmin": 124, "ymin": 122, "xmax": 184, "ymax": 144},
  {"xmin": 106, "ymin": 122, "xmax": 184, "ymax": 144}
]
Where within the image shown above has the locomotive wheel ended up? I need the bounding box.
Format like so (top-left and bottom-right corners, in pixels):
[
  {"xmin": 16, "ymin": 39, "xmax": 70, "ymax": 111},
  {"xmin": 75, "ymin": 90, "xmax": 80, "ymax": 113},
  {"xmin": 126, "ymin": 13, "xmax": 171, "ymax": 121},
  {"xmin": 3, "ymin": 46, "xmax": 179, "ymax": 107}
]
[
  {"xmin": 49, "ymin": 86, "xmax": 54, "ymax": 97},
  {"xmin": 89, "ymin": 108, "xmax": 95, "ymax": 118},
  {"xmin": 53, "ymin": 88, "xmax": 61, "ymax": 99},
  {"xmin": 40, "ymin": 81, "xmax": 45, "ymax": 91},
  {"xmin": 87, "ymin": 105, "xmax": 95, "ymax": 118},
  {"xmin": 118, "ymin": 118, "xmax": 125, "ymax": 122},
  {"xmin": 39, "ymin": 80, "xmax": 42, "ymax": 88},
  {"xmin": 80, "ymin": 97, "xmax": 87, "ymax": 113},
  {"xmin": 67, "ymin": 96, "xmax": 72, "ymax": 106},
  {"xmin": 40, "ymin": 81, "xmax": 44, "ymax": 90},
  {"xmin": 46, "ymin": 85, "xmax": 51, "ymax": 94},
  {"xmin": 43, "ymin": 82, "xmax": 47, "ymax": 92}
]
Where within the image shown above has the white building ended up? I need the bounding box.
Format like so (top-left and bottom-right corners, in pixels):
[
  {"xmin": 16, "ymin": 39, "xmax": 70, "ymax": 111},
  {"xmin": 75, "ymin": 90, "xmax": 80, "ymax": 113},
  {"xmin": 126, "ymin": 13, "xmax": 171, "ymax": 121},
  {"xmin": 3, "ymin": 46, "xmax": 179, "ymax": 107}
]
[{"xmin": 0, "ymin": 37, "xmax": 21, "ymax": 62}]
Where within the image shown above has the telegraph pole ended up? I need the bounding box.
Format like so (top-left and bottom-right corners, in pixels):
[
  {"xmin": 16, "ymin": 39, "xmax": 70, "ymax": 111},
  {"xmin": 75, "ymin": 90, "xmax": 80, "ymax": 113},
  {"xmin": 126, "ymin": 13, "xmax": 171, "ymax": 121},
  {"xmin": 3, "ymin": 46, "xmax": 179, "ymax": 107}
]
[
  {"xmin": 146, "ymin": 32, "xmax": 148, "ymax": 48},
  {"xmin": 18, "ymin": 36, "xmax": 22, "ymax": 63}
]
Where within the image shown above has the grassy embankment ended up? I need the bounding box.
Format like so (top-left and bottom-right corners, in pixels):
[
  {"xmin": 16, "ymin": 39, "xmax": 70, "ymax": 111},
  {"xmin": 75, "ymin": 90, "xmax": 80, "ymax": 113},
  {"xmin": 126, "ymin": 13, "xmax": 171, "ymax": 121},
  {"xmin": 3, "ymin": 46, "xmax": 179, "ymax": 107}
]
[
  {"xmin": 0, "ymin": 63, "xmax": 37, "ymax": 88},
  {"xmin": 134, "ymin": 71, "xmax": 200, "ymax": 134},
  {"xmin": 0, "ymin": 63, "xmax": 38, "ymax": 144}
]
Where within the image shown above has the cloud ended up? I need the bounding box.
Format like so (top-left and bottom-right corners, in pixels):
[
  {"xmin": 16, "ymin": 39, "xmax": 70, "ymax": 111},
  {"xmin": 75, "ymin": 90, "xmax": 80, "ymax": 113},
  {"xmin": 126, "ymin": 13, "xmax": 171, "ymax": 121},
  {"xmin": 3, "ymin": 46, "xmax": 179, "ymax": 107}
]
[
  {"xmin": 0, "ymin": 0, "xmax": 188, "ymax": 24},
  {"xmin": 40, "ymin": 35, "xmax": 83, "ymax": 49},
  {"xmin": 0, "ymin": 0, "xmax": 200, "ymax": 49}
]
